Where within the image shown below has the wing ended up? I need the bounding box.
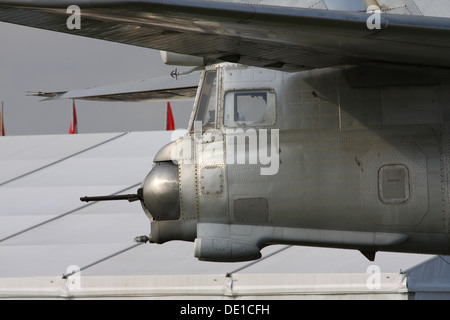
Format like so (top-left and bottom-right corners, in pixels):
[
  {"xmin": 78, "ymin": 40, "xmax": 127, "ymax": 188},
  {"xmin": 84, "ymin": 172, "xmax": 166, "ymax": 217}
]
[
  {"xmin": 1, "ymin": 0, "xmax": 450, "ymax": 71},
  {"xmin": 28, "ymin": 72, "xmax": 200, "ymax": 102}
]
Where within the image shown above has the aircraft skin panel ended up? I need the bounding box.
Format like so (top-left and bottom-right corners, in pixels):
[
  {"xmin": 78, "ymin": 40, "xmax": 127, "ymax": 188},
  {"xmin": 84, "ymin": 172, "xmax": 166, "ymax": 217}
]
[
  {"xmin": 220, "ymin": 66, "xmax": 440, "ymax": 232},
  {"xmin": 1, "ymin": 1, "xmax": 450, "ymax": 71}
]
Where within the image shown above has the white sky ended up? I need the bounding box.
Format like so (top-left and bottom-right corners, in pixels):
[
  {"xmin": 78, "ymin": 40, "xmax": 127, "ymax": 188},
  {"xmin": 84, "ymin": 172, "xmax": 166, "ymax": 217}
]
[{"xmin": 0, "ymin": 22, "xmax": 194, "ymax": 136}]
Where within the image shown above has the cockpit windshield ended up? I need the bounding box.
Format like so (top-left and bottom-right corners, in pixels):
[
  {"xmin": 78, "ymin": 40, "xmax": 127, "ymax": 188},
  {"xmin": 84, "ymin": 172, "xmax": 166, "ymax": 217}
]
[{"xmin": 193, "ymin": 71, "xmax": 217, "ymax": 131}]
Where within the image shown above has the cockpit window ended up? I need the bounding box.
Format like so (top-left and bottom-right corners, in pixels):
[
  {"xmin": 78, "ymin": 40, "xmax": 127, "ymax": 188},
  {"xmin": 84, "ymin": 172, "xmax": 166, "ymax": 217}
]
[
  {"xmin": 194, "ymin": 71, "xmax": 217, "ymax": 130},
  {"xmin": 224, "ymin": 89, "xmax": 276, "ymax": 127}
]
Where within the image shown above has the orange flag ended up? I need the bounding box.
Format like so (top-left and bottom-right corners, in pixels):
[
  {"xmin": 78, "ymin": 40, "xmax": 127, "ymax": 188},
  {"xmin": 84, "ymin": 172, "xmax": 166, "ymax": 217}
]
[
  {"xmin": 166, "ymin": 102, "xmax": 175, "ymax": 131},
  {"xmin": 69, "ymin": 100, "xmax": 78, "ymax": 134}
]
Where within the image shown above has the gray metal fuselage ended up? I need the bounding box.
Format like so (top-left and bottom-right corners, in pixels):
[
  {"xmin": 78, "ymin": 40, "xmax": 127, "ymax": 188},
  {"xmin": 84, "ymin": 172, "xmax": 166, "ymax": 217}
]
[{"xmin": 143, "ymin": 62, "xmax": 450, "ymax": 262}]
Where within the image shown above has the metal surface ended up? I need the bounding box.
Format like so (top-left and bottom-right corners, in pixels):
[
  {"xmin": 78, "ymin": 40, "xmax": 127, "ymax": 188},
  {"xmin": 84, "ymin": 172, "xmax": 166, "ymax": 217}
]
[{"xmin": 141, "ymin": 162, "xmax": 180, "ymax": 222}]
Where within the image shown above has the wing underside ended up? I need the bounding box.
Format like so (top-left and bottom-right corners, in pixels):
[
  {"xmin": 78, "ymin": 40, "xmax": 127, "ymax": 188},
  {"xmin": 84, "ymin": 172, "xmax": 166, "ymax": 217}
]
[{"xmin": 1, "ymin": 1, "xmax": 450, "ymax": 72}]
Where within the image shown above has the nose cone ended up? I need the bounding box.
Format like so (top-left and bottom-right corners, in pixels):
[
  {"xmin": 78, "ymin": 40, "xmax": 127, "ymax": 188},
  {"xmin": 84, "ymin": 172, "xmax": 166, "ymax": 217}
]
[{"xmin": 141, "ymin": 162, "xmax": 180, "ymax": 221}]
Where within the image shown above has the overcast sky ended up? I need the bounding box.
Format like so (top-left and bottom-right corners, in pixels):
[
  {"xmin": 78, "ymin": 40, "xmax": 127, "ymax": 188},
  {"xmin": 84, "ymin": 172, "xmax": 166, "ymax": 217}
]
[{"xmin": 0, "ymin": 22, "xmax": 194, "ymax": 136}]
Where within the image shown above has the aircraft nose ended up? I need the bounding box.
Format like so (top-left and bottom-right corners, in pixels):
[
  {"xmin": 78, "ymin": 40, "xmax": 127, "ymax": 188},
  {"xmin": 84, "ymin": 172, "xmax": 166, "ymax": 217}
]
[{"xmin": 141, "ymin": 162, "xmax": 180, "ymax": 221}]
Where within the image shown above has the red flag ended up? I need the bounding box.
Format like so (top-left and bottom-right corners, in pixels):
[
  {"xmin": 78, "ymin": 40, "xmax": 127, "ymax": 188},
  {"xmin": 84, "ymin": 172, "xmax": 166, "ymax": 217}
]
[
  {"xmin": 69, "ymin": 100, "xmax": 78, "ymax": 134},
  {"xmin": 0, "ymin": 102, "xmax": 5, "ymax": 137},
  {"xmin": 166, "ymin": 102, "xmax": 175, "ymax": 131}
]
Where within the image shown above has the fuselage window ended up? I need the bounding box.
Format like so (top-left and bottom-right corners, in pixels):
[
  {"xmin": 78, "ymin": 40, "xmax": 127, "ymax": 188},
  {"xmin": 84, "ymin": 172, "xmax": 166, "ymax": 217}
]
[
  {"xmin": 194, "ymin": 71, "xmax": 217, "ymax": 131},
  {"xmin": 224, "ymin": 89, "xmax": 276, "ymax": 127}
]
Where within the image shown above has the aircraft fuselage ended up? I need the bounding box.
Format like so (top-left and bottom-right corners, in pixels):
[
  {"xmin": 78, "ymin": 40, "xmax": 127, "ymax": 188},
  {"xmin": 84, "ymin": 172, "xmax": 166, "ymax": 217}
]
[{"xmin": 140, "ymin": 63, "xmax": 450, "ymax": 262}]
